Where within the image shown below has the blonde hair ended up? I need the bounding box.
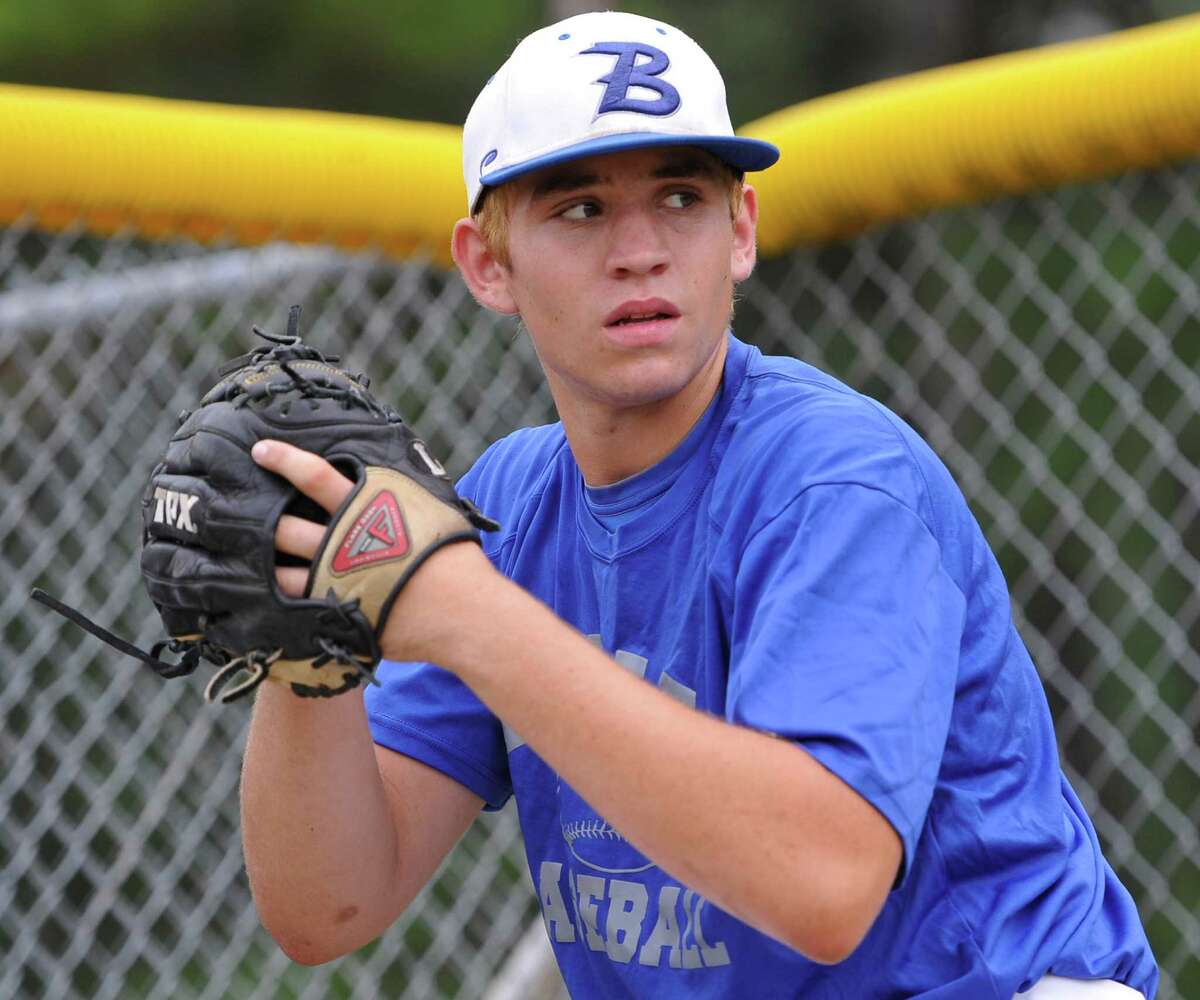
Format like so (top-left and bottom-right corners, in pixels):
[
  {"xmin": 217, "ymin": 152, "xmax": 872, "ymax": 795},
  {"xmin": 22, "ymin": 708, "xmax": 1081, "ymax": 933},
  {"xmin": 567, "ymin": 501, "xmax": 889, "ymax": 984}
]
[{"xmin": 473, "ymin": 164, "xmax": 745, "ymax": 270}]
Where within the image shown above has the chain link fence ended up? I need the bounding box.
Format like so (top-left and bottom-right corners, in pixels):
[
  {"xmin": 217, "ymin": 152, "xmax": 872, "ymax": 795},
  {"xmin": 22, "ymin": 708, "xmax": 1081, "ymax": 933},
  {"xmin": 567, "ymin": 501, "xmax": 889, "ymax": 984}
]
[{"xmin": 3, "ymin": 160, "xmax": 1198, "ymax": 999}]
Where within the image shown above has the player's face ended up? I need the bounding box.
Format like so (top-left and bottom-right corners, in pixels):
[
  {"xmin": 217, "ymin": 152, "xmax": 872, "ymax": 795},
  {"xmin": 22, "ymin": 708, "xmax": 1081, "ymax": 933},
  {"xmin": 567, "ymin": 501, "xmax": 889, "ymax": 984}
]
[{"xmin": 496, "ymin": 147, "xmax": 757, "ymax": 420}]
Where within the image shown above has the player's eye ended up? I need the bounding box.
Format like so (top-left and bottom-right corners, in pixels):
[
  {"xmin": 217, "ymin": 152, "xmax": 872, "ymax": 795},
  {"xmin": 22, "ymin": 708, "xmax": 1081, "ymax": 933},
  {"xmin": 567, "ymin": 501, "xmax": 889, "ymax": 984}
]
[
  {"xmin": 663, "ymin": 191, "xmax": 698, "ymax": 209},
  {"xmin": 560, "ymin": 201, "xmax": 601, "ymax": 221}
]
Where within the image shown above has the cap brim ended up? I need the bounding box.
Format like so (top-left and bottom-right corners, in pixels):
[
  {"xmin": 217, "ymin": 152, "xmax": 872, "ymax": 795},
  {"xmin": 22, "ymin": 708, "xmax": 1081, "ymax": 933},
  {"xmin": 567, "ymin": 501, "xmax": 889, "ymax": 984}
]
[{"xmin": 474, "ymin": 133, "xmax": 779, "ymax": 210}]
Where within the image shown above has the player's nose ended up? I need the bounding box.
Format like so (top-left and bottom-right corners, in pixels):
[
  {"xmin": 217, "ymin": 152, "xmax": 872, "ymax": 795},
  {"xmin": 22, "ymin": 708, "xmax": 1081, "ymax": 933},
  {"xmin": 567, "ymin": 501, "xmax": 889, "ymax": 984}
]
[{"xmin": 605, "ymin": 206, "xmax": 670, "ymax": 278}]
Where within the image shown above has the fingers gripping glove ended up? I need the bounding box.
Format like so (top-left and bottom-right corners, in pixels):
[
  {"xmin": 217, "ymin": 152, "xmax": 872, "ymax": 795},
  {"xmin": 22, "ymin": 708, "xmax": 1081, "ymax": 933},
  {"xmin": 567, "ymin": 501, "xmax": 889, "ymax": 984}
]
[{"xmin": 33, "ymin": 306, "xmax": 498, "ymax": 704}]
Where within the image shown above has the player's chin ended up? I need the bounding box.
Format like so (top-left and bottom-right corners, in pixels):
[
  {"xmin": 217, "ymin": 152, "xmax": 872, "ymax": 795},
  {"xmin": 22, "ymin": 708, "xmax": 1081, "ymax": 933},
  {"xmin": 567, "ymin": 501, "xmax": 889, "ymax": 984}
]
[
  {"xmin": 617, "ymin": 341, "xmax": 723, "ymax": 397},
  {"xmin": 593, "ymin": 362, "xmax": 704, "ymax": 410}
]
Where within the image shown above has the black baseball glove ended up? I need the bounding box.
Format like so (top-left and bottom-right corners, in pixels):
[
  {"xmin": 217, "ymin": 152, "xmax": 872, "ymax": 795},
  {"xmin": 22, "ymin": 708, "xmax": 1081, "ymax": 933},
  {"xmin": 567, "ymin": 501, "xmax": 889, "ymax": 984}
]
[{"xmin": 33, "ymin": 306, "xmax": 498, "ymax": 703}]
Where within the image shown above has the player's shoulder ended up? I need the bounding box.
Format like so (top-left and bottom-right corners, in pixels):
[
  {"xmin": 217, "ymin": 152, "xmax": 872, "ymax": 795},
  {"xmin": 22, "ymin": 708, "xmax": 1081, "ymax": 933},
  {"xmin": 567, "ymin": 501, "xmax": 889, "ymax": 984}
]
[
  {"xmin": 457, "ymin": 421, "xmax": 570, "ymax": 522},
  {"xmin": 717, "ymin": 341, "xmax": 953, "ymax": 526}
]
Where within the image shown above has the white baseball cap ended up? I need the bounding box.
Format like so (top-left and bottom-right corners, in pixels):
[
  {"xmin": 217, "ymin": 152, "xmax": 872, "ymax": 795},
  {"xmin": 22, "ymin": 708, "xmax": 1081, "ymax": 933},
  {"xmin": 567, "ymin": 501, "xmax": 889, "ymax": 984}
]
[{"xmin": 462, "ymin": 11, "xmax": 780, "ymax": 212}]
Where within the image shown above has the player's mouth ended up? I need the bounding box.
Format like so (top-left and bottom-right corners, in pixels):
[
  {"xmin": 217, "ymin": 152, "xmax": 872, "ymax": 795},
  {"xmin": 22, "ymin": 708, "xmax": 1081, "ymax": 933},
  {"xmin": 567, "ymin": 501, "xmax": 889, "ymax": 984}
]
[{"xmin": 603, "ymin": 299, "xmax": 680, "ymax": 346}]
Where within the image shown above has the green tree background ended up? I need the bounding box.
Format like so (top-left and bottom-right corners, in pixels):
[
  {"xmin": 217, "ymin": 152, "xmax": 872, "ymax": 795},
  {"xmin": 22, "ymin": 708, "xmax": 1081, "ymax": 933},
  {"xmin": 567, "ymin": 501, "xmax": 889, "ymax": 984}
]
[{"xmin": 1, "ymin": 0, "xmax": 1197, "ymax": 126}]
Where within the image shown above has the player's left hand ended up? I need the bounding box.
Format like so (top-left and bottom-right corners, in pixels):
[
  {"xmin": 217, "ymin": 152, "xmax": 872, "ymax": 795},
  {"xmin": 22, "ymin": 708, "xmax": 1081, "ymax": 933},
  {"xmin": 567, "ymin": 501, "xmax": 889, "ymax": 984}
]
[
  {"xmin": 250, "ymin": 438, "xmax": 495, "ymax": 667},
  {"xmin": 251, "ymin": 439, "xmax": 355, "ymax": 599}
]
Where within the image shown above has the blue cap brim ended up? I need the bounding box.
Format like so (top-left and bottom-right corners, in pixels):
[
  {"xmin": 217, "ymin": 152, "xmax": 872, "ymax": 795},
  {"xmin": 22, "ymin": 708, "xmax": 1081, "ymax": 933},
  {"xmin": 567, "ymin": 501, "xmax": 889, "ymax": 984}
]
[{"xmin": 475, "ymin": 133, "xmax": 779, "ymax": 208}]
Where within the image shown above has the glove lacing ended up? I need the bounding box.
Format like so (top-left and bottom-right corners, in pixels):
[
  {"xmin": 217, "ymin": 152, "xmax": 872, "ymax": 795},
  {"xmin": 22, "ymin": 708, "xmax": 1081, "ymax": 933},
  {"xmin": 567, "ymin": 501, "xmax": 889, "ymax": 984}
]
[
  {"xmin": 202, "ymin": 648, "xmax": 282, "ymax": 704},
  {"xmin": 30, "ymin": 587, "xmax": 380, "ymax": 705},
  {"xmin": 214, "ymin": 306, "xmax": 400, "ymax": 424}
]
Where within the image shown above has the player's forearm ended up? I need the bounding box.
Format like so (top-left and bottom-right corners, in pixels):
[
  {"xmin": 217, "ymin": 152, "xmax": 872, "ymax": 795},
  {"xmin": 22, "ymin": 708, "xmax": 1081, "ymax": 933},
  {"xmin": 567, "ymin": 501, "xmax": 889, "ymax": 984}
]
[
  {"xmin": 400, "ymin": 548, "xmax": 899, "ymax": 964},
  {"xmin": 240, "ymin": 685, "xmax": 404, "ymax": 963}
]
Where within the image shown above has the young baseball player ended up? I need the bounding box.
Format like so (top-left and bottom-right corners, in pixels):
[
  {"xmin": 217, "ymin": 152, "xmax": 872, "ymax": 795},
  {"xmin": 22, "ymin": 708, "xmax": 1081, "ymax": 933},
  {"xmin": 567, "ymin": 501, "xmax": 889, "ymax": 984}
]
[{"xmin": 240, "ymin": 12, "xmax": 1158, "ymax": 997}]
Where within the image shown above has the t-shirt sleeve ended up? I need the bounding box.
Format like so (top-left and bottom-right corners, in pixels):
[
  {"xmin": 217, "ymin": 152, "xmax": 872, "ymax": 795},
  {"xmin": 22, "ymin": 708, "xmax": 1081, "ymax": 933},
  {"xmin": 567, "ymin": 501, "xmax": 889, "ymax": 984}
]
[
  {"xmin": 362, "ymin": 453, "xmax": 513, "ymax": 811},
  {"xmin": 365, "ymin": 659, "xmax": 512, "ymax": 810},
  {"xmin": 726, "ymin": 482, "xmax": 966, "ymax": 882}
]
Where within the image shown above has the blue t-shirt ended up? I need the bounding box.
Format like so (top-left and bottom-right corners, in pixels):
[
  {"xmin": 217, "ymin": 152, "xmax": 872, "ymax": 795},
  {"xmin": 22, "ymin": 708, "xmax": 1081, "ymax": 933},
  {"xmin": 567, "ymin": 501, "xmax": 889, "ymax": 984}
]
[{"xmin": 365, "ymin": 335, "xmax": 1158, "ymax": 999}]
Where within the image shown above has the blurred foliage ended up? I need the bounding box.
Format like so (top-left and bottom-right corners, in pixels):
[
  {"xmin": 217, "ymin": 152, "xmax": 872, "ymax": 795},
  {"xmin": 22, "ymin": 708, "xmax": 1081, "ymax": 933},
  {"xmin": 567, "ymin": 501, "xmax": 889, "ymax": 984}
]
[{"xmin": 0, "ymin": 0, "xmax": 1197, "ymax": 126}]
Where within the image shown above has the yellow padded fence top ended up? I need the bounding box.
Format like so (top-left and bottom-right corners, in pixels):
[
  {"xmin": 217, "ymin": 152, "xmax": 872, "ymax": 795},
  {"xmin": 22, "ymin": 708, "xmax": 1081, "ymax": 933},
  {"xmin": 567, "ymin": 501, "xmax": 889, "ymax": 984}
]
[
  {"xmin": 1, "ymin": 13, "xmax": 1198, "ymax": 263},
  {"xmin": 0, "ymin": 90, "xmax": 465, "ymax": 264},
  {"xmin": 746, "ymin": 12, "xmax": 1200, "ymax": 254}
]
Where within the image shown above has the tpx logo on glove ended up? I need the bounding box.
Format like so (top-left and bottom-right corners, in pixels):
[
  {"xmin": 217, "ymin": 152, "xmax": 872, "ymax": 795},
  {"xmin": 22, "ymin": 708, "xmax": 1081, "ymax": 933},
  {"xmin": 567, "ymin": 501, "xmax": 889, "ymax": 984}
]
[
  {"xmin": 152, "ymin": 487, "xmax": 199, "ymax": 533},
  {"xmin": 331, "ymin": 491, "xmax": 410, "ymax": 573}
]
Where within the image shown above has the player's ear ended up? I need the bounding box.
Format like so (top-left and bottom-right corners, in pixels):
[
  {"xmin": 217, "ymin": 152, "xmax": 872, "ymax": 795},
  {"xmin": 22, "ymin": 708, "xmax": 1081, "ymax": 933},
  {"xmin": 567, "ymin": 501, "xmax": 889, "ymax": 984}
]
[
  {"xmin": 730, "ymin": 184, "xmax": 759, "ymax": 283},
  {"xmin": 452, "ymin": 218, "xmax": 519, "ymax": 316}
]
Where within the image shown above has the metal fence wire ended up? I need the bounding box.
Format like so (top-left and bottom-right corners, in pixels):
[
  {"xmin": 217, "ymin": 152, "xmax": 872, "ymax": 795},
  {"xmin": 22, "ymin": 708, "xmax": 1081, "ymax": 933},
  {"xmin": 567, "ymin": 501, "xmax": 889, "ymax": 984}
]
[{"xmin": 3, "ymin": 160, "xmax": 1198, "ymax": 999}]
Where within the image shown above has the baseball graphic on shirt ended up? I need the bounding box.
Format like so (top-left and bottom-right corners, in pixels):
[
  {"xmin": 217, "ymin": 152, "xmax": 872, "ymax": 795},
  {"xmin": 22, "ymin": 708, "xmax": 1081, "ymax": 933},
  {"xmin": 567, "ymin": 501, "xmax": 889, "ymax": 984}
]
[{"xmin": 558, "ymin": 780, "xmax": 656, "ymax": 876}]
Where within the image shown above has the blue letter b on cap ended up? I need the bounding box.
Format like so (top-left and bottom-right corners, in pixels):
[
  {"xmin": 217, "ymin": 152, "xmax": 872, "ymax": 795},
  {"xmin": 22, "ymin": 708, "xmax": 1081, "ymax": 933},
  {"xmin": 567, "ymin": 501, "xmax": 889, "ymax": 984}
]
[{"xmin": 583, "ymin": 42, "xmax": 680, "ymax": 117}]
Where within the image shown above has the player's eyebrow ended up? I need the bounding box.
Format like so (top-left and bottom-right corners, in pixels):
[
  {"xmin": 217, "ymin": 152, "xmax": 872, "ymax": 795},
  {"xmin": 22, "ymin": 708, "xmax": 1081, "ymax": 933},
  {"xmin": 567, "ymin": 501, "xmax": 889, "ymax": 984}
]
[
  {"xmin": 649, "ymin": 153, "xmax": 722, "ymax": 181},
  {"xmin": 528, "ymin": 151, "xmax": 722, "ymax": 202},
  {"xmin": 529, "ymin": 170, "xmax": 601, "ymax": 201}
]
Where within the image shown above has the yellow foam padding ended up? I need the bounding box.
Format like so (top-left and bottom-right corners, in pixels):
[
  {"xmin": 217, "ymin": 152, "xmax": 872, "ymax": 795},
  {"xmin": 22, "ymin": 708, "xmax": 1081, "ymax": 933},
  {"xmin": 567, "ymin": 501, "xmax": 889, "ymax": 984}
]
[
  {"xmin": 741, "ymin": 13, "xmax": 1200, "ymax": 254},
  {"xmin": 1, "ymin": 14, "xmax": 1198, "ymax": 261},
  {"xmin": 0, "ymin": 86, "xmax": 465, "ymax": 265}
]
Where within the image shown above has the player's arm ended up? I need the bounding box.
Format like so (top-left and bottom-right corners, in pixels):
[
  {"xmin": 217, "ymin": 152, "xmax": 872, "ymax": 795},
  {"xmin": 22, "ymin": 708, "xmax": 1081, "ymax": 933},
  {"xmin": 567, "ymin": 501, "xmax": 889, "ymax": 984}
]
[
  {"xmin": 240, "ymin": 680, "xmax": 483, "ymax": 965},
  {"xmin": 255, "ymin": 440, "xmax": 901, "ymax": 966},
  {"xmin": 238, "ymin": 451, "xmax": 485, "ymax": 966},
  {"xmin": 400, "ymin": 545, "xmax": 900, "ymax": 965}
]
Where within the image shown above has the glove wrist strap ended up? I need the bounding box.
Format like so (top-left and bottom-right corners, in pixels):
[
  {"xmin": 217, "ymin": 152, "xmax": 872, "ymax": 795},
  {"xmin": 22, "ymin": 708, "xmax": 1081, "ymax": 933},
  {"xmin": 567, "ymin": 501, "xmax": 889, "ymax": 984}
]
[{"xmin": 30, "ymin": 587, "xmax": 208, "ymax": 679}]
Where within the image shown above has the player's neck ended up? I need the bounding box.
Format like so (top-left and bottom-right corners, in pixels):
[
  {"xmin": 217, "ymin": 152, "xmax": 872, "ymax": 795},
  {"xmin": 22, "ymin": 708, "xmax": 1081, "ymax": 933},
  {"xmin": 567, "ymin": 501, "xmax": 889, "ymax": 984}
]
[{"xmin": 552, "ymin": 345, "xmax": 726, "ymax": 487}]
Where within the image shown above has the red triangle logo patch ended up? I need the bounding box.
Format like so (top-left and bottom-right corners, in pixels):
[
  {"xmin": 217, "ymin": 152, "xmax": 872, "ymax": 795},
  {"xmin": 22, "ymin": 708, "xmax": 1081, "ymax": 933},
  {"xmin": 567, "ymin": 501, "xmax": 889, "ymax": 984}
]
[{"xmin": 331, "ymin": 491, "xmax": 410, "ymax": 573}]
